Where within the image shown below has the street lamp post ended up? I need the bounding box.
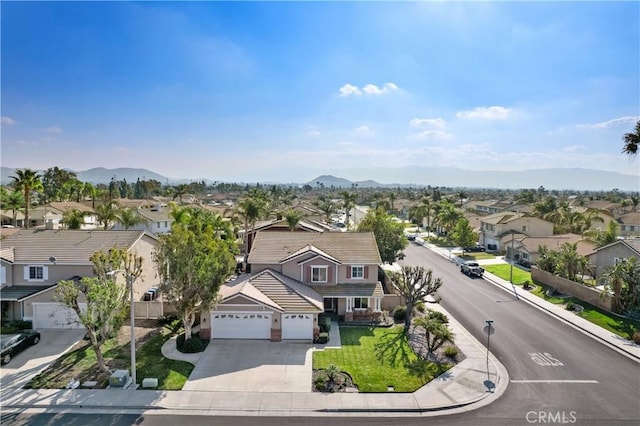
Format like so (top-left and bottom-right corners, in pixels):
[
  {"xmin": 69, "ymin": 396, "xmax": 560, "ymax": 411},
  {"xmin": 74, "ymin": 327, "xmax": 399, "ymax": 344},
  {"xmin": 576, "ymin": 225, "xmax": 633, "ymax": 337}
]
[
  {"xmin": 108, "ymin": 270, "xmax": 136, "ymax": 389},
  {"xmin": 483, "ymin": 320, "xmax": 494, "ymax": 381}
]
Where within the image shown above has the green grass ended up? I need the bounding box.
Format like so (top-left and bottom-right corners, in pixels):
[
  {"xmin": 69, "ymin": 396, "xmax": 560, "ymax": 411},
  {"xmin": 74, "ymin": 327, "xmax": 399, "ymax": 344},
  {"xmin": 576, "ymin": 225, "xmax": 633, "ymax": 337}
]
[
  {"xmin": 483, "ymin": 264, "xmax": 532, "ymax": 285},
  {"xmin": 461, "ymin": 252, "xmax": 496, "ymax": 260},
  {"xmin": 313, "ymin": 326, "xmax": 450, "ymax": 392},
  {"xmin": 25, "ymin": 324, "xmax": 194, "ymax": 390},
  {"xmin": 530, "ymin": 283, "xmax": 640, "ymax": 340}
]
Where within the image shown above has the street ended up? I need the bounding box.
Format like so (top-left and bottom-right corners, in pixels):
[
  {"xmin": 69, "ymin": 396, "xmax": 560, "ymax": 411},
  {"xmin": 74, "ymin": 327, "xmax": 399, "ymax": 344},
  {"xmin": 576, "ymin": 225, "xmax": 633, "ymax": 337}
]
[{"xmin": 400, "ymin": 242, "xmax": 640, "ymax": 424}]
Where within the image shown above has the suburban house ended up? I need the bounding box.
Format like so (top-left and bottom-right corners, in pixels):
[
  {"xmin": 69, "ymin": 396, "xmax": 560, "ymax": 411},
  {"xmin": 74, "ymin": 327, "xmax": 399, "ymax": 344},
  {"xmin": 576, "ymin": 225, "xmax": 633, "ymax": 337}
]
[
  {"xmin": 0, "ymin": 209, "xmax": 24, "ymax": 228},
  {"xmin": 200, "ymin": 231, "xmax": 385, "ymax": 342},
  {"xmin": 503, "ymin": 233, "xmax": 596, "ymax": 267},
  {"xmin": 111, "ymin": 204, "xmax": 173, "ymax": 235},
  {"xmin": 587, "ymin": 239, "xmax": 640, "ymax": 281},
  {"xmin": 617, "ymin": 212, "xmax": 640, "ymax": 237},
  {"xmin": 24, "ymin": 206, "xmax": 63, "ymax": 229},
  {"xmin": 0, "ymin": 229, "xmax": 160, "ymax": 329},
  {"xmin": 47, "ymin": 202, "xmax": 100, "ymax": 230},
  {"xmin": 478, "ymin": 212, "xmax": 554, "ymax": 252}
]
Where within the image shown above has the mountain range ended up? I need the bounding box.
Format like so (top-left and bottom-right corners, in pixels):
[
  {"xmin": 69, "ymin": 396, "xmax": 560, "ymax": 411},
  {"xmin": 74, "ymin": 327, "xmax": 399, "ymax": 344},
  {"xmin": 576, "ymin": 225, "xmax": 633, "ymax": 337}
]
[{"xmin": 1, "ymin": 166, "xmax": 638, "ymax": 191}]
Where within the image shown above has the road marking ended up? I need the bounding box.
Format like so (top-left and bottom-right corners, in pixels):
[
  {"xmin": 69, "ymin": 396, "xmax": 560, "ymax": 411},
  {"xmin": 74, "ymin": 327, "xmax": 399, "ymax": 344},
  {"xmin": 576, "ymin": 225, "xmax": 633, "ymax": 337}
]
[
  {"xmin": 511, "ymin": 379, "xmax": 598, "ymax": 384},
  {"xmin": 529, "ymin": 352, "xmax": 564, "ymax": 366}
]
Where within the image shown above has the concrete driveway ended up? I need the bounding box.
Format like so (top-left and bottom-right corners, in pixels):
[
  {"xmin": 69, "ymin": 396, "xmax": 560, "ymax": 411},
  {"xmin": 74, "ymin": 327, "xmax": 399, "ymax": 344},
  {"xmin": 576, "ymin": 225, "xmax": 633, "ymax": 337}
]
[
  {"xmin": 183, "ymin": 340, "xmax": 313, "ymax": 392},
  {"xmin": 0, "ymin": 330, "xmax": 84, "ymax": 392}
]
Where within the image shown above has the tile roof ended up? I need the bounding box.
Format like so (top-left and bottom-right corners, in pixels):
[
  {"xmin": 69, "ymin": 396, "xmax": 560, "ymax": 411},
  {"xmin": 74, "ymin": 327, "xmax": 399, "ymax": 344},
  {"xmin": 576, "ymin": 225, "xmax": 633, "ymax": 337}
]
[
  {"xmin": 1, "ymin": 229, "xmax": 156, "ymax": 264},
  {"xmin": 219, "ymin": 269, "xmax": 323, "ymax": 313},
  {"xmin": 248, "ymin": 231, "xmax": 382, "ymax": 265},
  {"xmin": 48, "ymin": 202, "xmax": 96, "ymax": 213},
  {"xmin": 136, "ymin": 209, "xmax": 171, "ymax": 222},
  {"xmin": 516, "ymin": 234, "xmax": 596, "ymax": 256},
  {"xmin": 0, "ymin": 247, "xmax": 14, "ymax": 263},
  {"xmin": 618, "ymin": 212, "xmax": 640, "ymax": 225},
  {"xmin": 309, "ymin": 283, "xmax": 384, "ymax": 297},
  {"xmin": 0, "ymin": 284, "xmax": 57, "ymax": 301}
]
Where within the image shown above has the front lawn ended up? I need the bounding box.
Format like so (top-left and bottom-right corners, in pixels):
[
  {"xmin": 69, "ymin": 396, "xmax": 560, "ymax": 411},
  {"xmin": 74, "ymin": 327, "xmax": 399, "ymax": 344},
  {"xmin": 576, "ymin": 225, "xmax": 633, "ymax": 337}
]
[
  {"xmin": 483, "ymin": 264, "xmax": 531, "ymax": 284},
  {"xmin": 460, "ymin": 252, "xmax": 496, "ymax": 260},
  {"xmin": 25, "ymin": 323, "xmax": 193, "ymax": 390},
  {"xmin": 313, "ymin": 326, "xmax": 450, "ymax": 392}
]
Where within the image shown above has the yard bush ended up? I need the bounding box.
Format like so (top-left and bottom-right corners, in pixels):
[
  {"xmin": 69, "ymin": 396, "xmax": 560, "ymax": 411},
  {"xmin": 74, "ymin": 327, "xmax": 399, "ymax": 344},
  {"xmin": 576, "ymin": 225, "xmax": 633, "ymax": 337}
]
[
  {"xmin": 176, "ymin": 333, "xmax": 208, "ymax": 353},
  {"xmin": 633, "ymin": 332, "xmax": 640, "ymax": 345},
  {"xmin": 444, "ymin": 345, "xmax": 458, "ymax": 359},
  {"xmin": 12, "ymin": 320, "xmax": 33, "ymax": 330},
  {"xmin": 393, "ymin": 306, "xmax": 407, "ymax": 323},
  {"xmin": 317, "ymin": 332, "xmax": 329, "ymax": 344},
  {"xmin": 319, "ymin": 315, "xmax": 331, "ymax": 333}
]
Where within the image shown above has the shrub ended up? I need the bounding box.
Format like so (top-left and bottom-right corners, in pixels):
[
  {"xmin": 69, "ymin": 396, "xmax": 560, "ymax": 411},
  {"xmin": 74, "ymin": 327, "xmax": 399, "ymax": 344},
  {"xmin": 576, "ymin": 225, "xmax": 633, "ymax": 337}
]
[
  {"xmin": 566, "ymin": 302, "xmax": 575, "ymax": 311},
  {"xmin": 632, "ymin": 331, "xmax": 640, "ymax": 345},
  {"xmin": 393, "ymin": 306, "xmax": 407, "ymax": 323},
  {"xmin": 12, "ymin": 320, "xmax": 33, "ymax": 330},
  {"xmin": 177, "ymin": 333, "xmax": 208, "ymax": 353},
  {"xmin": 313, "ymin": 375, "xmax": 327, "ymax": 390},
  {"xmin": 319, "ymin": 315, "xmax": 331, "ymax": 333},
  {"xmin": 444, "ymin": 345, "xmax": 459, "ymax": 359},
  {"xmin": 415, "ymin": 302, "xmax": 425, "ymax": 313}
]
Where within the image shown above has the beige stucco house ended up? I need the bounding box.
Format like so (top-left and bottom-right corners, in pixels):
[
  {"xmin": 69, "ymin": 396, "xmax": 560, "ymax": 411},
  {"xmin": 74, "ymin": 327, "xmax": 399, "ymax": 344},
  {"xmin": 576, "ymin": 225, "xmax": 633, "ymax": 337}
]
[
  {"xmin": 587, "ymin": 239, "xmax": 640, "ymax": 281},
  {"xmin": 478, "ymin": 212, "xmax": 554, "ymax": 252}
]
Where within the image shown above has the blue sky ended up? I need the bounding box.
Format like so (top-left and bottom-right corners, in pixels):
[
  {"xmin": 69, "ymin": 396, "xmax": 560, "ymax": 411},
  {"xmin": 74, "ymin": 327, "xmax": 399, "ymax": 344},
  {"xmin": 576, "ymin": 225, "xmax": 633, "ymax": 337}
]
[{"xmin": 1, "ymin": 1, "xmax": 639, "ymax": 183}]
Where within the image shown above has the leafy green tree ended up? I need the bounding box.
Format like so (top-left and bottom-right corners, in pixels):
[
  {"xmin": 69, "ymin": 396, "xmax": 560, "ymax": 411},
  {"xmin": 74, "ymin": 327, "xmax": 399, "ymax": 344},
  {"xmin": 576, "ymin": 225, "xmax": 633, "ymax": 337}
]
[
  {"xmin": 391, "ymin": 266, "xmax": 443, "ymax": 331},
  {"xmin": 583, "ymin": 220, "xmax": 619, "ymax": 248},
  {"xmin": 154, "ymin": 207, "xmax": 238, "ymax": 340},
  {"xmin": 451, "ymin": 218, "xmax": 478, "ymax": 251},
  {"xmin": 1, "ymin": 188, "xmax": 24, "ymax": 226},
  {"xmin": 414, "ymin": 309, "xmax": 454, "ymax": 355},
  {"xmin": 622, "ymin": 119, "xmax": 639, "ymax": 157},
  {"xmin": 314, "ymin": 195, "xmax": 338, "ymax": 223},
  {"xmin": 42, "ymin": 166, "xmax": 77, "ymax": 203},
  {"xmin": 357, "ymin": 207, "xmax": 407, "ymax": 264},
  {"xmin": 10, "ymin": 168, "xmax": 43, "ymax": 229},
  {"xmin": 555, "ymin": 242, "xmax": 583, "ymax": 282},
  {"xmin": 61, "ymin": 209, "xmax": 88, "ymax": 230},
  {"xmin": 95, "ymin": 200, "xmax": 119, "ymax": 230},
  {"xmin": 340, "ymin": 191, "xmax": 357, "ymax": 228},
  {"xmin": 116, "ymin": 207, "xmax": 147, "ymax": 230},
  {"xmin": 56, "ymin": 249, "xmax": 143, "ymax": 372},
  {"xmin": 602, "ymin": 257, "xmax": 640, "ymax": 317},
  {"xmin": 283, "ymin": 208, "xmax": 305, "ymax": 231},
  {"xmin": 433, "ymin": 200, "xmax": 462, "ymax": 239},
  {"xmin": 536, "ymin": 245, "xmax": 557, "ymax": 273}
]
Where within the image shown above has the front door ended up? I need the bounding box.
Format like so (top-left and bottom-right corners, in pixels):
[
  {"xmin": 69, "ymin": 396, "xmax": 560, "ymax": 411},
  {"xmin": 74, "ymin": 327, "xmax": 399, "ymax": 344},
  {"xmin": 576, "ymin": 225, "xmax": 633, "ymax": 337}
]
[{"xmin": 323, "ymin": 297, "xmax": 338, "ymax": 312}]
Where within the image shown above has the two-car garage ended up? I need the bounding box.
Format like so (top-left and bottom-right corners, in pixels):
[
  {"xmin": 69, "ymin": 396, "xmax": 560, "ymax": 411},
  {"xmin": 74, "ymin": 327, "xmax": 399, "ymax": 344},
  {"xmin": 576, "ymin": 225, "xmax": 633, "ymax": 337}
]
[{"xmin": 210, "ymin": 312, "xmax": 314, "ymax": 340}]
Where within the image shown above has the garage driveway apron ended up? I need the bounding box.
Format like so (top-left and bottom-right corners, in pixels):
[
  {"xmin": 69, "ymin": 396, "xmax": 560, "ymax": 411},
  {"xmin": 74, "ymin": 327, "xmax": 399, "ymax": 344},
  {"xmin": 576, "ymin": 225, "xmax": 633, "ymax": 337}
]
[
  {"xmin": 0, "ymin": 330, "xmax": 84, "ymax": 393},
  {"xmin": 182, "ymin": 340, "xmax": 313, "ymax": 392}
]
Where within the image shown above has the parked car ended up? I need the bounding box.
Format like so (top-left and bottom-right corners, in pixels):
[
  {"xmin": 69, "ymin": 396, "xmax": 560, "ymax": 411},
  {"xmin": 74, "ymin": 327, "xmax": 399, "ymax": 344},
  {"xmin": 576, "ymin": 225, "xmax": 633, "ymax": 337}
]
[
  {"xmin": 0, "ymin": 330, "xmax": 41, "ymax": 364},
  {"xmin": 463, "ymin": 245, "xmax": 486, "ymax": 252},
  {"xmin": 460, "ymin": 261, "xmax": 485, "ymax": 278}
]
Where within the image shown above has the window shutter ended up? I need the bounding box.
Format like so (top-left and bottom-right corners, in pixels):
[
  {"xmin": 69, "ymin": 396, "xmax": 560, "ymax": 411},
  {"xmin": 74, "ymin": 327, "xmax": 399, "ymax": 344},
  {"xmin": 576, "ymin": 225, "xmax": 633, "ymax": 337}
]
[
  {"xmin": 328, "ymin": 266, "xmax": 333, "ymax": 283},
  {"xmin": 364, "ymin": 266, "xmax": 369, "ymax": 279},
  {"xmin": 24, "ymin": 266, "xmax": 29, "ymax": 280},
  {"xmin": 43, "ymin": 267, "xmax": 49, "ymax": 281},
  {"xmin": 1, "ymin": 266, "xmax": 6, "ymax": 284},
  {"xmin": 346, "ymin": 266, "xmax": 351, "ymax": 279},
  {"xmin": 305, "ymin": 266, "xmax": 310, "ymax": 282}
]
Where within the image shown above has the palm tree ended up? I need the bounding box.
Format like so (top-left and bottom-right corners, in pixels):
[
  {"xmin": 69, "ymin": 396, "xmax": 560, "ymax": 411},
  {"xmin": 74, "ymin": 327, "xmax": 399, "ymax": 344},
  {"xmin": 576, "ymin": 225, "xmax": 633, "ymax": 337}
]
[
  {"xmin": 283, "ymin": 208, "xmax": 305, "ymax": 231},
  {"xmin": 622, "ymin": 120, "xmax": 639, "ymax": 157},
  {"xmin": 314, "ymin": 196, "xmax": 338, "ymax": 223},
  {"xmin": 457, "ymin": 190, "xmax": 467, "ymax": 208},
  {"xmin": 172, "ymin": 184, "xmax": 190, "ymax": 204},
  {"xmin": 226, "ymin": 194, "xmax": 269, "ymax": 257},
  {"xmin": 2, "ymin": 189, "xmax": 24, "ymax": 227},
  {"xmin": 434, "ymin": 200, "xmax": 462, "ymax": 239},
  {"xmin": 10, "ymin": 168, "xmax": 43, "ymax": 229},
  {"xmin": 388, "ymin": 191, "xmax": 396, "ymax": 212},
  {"xmin": 95, "ymin": 200, "xmax": 119, "ymax": 230},
  {"xmin": 602, "ymin": 259, "xmax": 629, "ymax": 314},
  {"xmin": 340, "ymin": 191, "xmax": 357, "ymax": 228},
  {"xmin": 583, "ymin": 220, "xmax": 619, "ymax": 248},
  {"xmin": 555, "ymin": 242, "xmax": 582, "ymax": 281},
  {"xmin": 414, "ymin": 310, "xmax": 454, "ymax": 355},
  {"xmin": 115, "ymin": 207, "xmax": 147, "ymax": 230},
  {"xmin": 61, "ymin": 209, "xmax": 88, "ymax": 230}
]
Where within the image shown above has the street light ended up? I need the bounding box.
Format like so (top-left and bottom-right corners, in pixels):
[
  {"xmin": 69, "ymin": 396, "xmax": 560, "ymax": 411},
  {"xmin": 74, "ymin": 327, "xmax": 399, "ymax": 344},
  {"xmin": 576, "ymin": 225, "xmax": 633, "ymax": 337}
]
[
  {"xmin": 107, "ymin": 270, "xmax": 137, "ymax": 389},
  {"xmin": 483, "ymin": 320, "xmax": 494, "ymax": 381}
]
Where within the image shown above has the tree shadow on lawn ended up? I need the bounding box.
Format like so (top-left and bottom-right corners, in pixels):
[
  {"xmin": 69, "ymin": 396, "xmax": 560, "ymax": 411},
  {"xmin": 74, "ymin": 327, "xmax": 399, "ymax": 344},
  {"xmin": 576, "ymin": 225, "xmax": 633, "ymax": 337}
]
[{"xmin": 373, "ymin": 327, "xmax": 413, "ymax": 368}]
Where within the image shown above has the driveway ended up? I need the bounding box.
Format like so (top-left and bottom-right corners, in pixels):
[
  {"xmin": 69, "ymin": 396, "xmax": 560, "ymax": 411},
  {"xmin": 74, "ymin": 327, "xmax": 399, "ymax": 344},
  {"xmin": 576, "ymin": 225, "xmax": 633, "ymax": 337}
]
[
  {"xmin": 183, "ymin": 340, "xmax": 313, "ymax": 392},
  {"xmin": 0, "ymin": 330, "xmax": 84, "ymax": 392}
]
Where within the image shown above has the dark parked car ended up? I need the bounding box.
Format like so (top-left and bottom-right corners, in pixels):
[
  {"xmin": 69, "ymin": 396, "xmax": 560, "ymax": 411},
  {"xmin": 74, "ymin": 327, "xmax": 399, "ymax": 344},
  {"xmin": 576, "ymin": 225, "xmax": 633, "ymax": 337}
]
[{"xmin": 1, "ymin": 329, "xmax": 41, "ymax": 364}]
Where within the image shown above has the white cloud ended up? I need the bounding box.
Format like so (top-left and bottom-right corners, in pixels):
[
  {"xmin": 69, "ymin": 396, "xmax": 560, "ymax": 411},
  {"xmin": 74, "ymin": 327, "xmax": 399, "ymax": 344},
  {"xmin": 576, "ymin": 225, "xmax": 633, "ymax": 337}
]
[
  {"xmin": 408, "ymin": 130, "xmax": 452, "ymax": 141},
  {"xmin": 44, "ymin": 126, "xmax": 63, "ymax": 134},
  {"xmin": 1, "ymin": 116, "xmax": 17, "ymax": 125},
  {"xmin": 339, "ymin": 82, "xmax": 399, "ymax": 97},
  {"xmin": 456, "ymin": 106, "xmax": 512, "ymax": 120},
  {"xmin": 352, "ymin": 125, "xmax": 374, "ymax": 137},
  {"xmin": 307, "ymin": 130, "xmax": 322, "ymax": 138},
  {"xmin": 562, "ymin": 145, "xmax": 588, "ymax": 153},
  {"xmin": 581, "ymin": 116, "xmax": 640, "ymax": 129},
  {"xmin": 338, "ymin": 84, "xmax": 362, "ymax": 97},
  {"xmin": 409, "ymin": 117, "xmax": 446, "ymax": 128}
]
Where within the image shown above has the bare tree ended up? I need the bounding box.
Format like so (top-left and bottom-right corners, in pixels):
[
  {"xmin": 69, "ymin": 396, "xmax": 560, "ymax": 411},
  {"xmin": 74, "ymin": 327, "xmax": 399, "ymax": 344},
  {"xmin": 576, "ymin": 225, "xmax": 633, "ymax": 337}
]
[{"xmin": 392, "ymin": 266, "xmax": 443, "ymax": 331}]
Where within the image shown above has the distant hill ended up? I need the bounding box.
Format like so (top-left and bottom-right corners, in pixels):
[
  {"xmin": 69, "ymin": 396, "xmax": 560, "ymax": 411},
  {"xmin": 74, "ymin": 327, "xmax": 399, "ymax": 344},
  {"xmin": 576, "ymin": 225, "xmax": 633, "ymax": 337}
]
[
  {"xmin": 2, "ymin": 165, "xmax": 637, "ymax": 191},
  {"xmin": 77, "ymin": 167, "xmax": 168, "ymax": 184}
]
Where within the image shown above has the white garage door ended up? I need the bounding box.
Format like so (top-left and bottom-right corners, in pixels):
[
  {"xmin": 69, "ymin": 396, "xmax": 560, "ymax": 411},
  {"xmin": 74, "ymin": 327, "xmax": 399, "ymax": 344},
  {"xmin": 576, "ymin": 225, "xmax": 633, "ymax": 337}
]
[
  {"xmin": 33, "ymin": 303, "xmax": 86, "ymax": 329},
  {"xmin": 210, "ymin": 312, "xmax": 272, "ymax": 339},
  {"xmin": 282, "ymin": 313, "xmax": 313, "ymax": 340}
]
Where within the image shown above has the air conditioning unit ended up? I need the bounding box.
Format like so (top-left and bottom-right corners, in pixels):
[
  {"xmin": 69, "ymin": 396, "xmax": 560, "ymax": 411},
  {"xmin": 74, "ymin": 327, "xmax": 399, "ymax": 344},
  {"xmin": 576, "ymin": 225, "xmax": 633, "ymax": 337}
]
[{"xmin": 109, "ymin": 369, "xmax": 130, "ymax": 387}]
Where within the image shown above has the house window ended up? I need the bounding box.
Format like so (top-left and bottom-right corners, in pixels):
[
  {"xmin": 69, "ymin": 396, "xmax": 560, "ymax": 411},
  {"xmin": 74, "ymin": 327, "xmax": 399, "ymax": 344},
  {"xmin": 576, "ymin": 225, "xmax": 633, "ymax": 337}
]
[
  {"xmin": 614, "ymin": 257, "xmax": 625, "ymax": 265},
  {"xmin": 354, "ymin": 298, "xmax": 369, "ymax": 309},
  {"xmin": 29, "ymin": 266, "xmax": 44, "ymax": 280},
  {"xmin": 311, "ymin": 266, "xmax": 328, "ymax": 283},
  {"xmin": 522, "ymin": 225, "xmax": 529, "ymax": 232},
  {"xmin": 522, "ymin": 252, "xmax": 529, "ymax": 260},
  {"xmin": 351, "ymin": 266, "xmax": 364, "ymax": 279}
]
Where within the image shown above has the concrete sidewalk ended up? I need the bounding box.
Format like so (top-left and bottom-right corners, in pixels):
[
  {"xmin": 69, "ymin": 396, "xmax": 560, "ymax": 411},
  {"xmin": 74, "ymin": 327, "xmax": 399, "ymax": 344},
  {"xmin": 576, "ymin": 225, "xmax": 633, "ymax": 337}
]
[{"xmin": 0, "ymin": 301, "xmax": 508, "ymax": 416}]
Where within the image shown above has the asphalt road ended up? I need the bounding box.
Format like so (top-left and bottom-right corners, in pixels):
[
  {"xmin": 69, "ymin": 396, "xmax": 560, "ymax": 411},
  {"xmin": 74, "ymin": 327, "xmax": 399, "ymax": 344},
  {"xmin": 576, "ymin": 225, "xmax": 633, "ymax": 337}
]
[{"xmin": 400, "ymin": 242, "xmax": 640, "ymax": 425}]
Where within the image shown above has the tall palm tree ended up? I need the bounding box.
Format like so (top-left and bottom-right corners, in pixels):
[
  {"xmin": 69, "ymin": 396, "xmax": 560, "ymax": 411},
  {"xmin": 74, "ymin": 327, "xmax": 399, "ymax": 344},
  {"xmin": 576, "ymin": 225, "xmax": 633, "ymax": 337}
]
[
  {"xmin": 226, "ymin": 194, "xmax": 268, "ymax": 257},
  {"xmin": 10, "ymin": 168, "xmax": 43, "ymax": 229},
  {"xmin": 457, "ymin": 190, "xmax": 468, "ymax": 208},
  {"xmin": 555, "ymin": 242, "xmax": 582, "ymax": 281},
  {"xmin": 388, "ymin": 191, "xmax": 396, "ymax": 212},
  {"xmin": 583, "ymin": 220, "xmax": 619, "ymax": 248},
  {"xmin": 314, "ymin": 196, "xmax": 338, "ymax": 223},
  {"xmin": 340, "ymin": 191, "xmax": 357, "ymax": 228},
  {"xmin": 95, "ymin": 200, "xmax": 119, "ymax": 230},
  {"xmin": 172, "ymin": 184, "xmax": 190, "ymax": 204},
  {"xmin": 2, "ymin": 189, "xmax": 24, "ymax": 227},
  {"xmin": 115, "ymin": 207, "xmax": 147, "ymax": 230},
  {"xmin": 622, "ymin": 120, "xmax": 639, "ymax": 157}
]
